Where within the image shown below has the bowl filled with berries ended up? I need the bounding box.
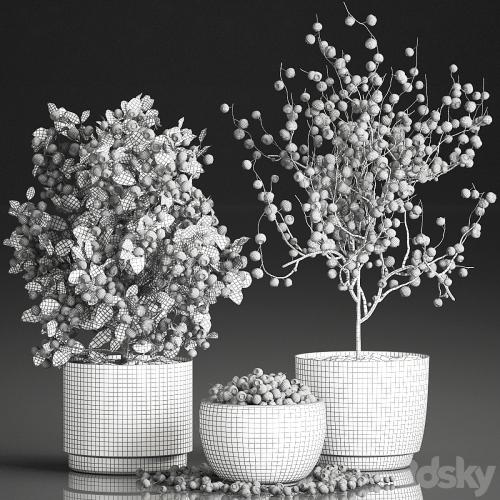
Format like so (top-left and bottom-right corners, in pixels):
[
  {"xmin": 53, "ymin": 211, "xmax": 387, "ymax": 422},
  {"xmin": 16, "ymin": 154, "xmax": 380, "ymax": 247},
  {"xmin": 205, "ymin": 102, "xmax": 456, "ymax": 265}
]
[{"xmin": 199, "ymin": 368, "xmax": 326, "ymax": 483}]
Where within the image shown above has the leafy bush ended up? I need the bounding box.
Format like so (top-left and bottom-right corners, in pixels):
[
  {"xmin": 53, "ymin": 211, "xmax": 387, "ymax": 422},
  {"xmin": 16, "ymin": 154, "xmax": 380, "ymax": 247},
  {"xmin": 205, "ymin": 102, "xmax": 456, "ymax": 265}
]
[{"xmin": 5, "ymin": 95, "xmax": 251, "ymax": 367}]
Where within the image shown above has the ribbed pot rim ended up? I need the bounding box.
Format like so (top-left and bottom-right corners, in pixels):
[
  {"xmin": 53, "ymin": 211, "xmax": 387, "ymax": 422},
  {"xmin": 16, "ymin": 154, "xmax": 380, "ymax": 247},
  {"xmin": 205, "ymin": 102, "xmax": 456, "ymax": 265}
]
[
  {"xmin": 65, "ymin": 357, "xmax": 191, "ymax": 368},
  {"xmin": 200, "ymin": 400, "xmax": 325, "ymax": 411},
  {"xmin": 295, "ymin": 351, "xmax": 429, "ymax": 362}
]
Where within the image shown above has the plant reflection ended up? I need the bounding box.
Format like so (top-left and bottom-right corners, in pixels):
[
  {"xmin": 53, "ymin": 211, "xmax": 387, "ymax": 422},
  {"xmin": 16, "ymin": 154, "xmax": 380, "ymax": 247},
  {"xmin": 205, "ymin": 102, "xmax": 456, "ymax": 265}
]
[{"xmin": 64, "ymin": 467, "xmax": 422, "ymax": 499}]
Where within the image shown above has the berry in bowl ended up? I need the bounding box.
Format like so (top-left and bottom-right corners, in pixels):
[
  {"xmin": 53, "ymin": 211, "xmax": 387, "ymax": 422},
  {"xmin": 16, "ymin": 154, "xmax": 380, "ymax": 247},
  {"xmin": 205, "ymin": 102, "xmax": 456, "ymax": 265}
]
[{"xmin": 199, "ymin": 368, "xmax": 326, "ymax": 483}]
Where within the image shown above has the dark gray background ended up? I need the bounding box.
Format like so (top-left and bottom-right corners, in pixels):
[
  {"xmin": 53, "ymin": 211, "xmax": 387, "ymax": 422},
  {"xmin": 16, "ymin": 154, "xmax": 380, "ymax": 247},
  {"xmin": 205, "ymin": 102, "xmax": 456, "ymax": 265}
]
[{"xmin": 1, "ymin": 1, "xmax": 499, "ymax": 499}]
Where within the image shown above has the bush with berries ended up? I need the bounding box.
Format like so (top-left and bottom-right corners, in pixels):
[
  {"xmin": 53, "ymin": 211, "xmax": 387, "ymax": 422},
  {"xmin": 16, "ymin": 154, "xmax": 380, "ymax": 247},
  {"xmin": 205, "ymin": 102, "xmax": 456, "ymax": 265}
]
[
  {"xmin": 223, "ymin": 7, "xmax": 496, "ymax": 355},
  {"xmin": 5, "ymin": 95, "xmax": 251, "ymax": 367}
]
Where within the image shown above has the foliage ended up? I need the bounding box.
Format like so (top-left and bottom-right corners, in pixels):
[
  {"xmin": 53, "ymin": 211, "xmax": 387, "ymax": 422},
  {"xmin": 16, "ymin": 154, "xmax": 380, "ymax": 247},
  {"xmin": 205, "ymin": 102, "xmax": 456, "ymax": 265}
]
[
  {"xmin": 223, "ymin": 7, "xmax": 496, "ymax": 353},
  {"xmin": 5, "ymin": 95, "xmax": 251, "ymax": 367}
]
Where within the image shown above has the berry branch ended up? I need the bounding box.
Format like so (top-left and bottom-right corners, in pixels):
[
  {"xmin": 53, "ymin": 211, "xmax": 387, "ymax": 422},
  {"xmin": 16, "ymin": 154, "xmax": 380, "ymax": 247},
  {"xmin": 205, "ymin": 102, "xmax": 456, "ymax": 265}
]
[{"xmin": 223, "ymin": 6, "xmax": 496, "ymax": 356}]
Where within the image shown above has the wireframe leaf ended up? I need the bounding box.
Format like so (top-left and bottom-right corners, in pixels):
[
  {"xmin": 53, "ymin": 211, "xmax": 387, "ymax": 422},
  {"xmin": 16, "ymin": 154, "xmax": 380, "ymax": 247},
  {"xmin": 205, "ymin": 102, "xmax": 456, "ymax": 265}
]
[
  {"xmin": 113, "ymin": 169, "xmax": 135, "ymax": 186},
  {"xmin": 68, "ymin": 269, "xmax": 86, "ymax": 285},
  {"xmin": 196, "ymin": 145, "xmax": 211, "ymax": 158},
  {"xmin": 33, "ymin": 352, "xmax": 45, "ymax": 366},
  {"xmin": 132, "ymin": 340, "xmax": 152, "ymax": 354},
  {"xmin": 69, "ymin": 341, "xmax": 84, "ymax": 355},
  {"xmin": 89, "ymin": 329, "xmax": 112, "ymax": 348},
  {"xmin": 52, "ymin": 347, "xmax": 72, "ymax": 367},
  {"xmin": 110, "ymin": 339, "xmax": 122, "ymax": 351},
  {"xmin": 54, "ymin": 239, "xmax": 73, "ymax": 256},
  {"xmin": 21, "ymin": 308, "xmax": 40, "ymax": 323},
  {"xmin": 46, "ymin": 320, "xmax": 58, "ymax": 338},
  {"xmin": 93, "ymin": 304, "xmax": 113, "ymax": 329},
  {"xmin": 115, "ymin": 323, "xmax": 127, "ymax": 342},
  {"xmin": 47, "ymin": 103, "xmax": 58, "ymax": 116},
  {"xmin": 39, "ymin": 298, "xmax": 60, "ymax": 316},
  {"xmin": 81, "ymin": 110, "xmax": 90, "ymax": 123}
]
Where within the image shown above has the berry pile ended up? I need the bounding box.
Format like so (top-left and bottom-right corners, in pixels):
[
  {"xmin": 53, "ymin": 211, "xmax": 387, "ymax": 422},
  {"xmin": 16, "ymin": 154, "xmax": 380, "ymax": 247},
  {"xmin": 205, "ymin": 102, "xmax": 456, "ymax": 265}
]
[
  {"xmin": 4, "ymin": 95, "xmax": 251, "ymax": 367},
  {"xmin": 207, "ymin": 368, "xmax": 318, "ymax": 405},
  {"xmin": 137, "ymin": 464, "xmax": 395, "ymax": 497}
]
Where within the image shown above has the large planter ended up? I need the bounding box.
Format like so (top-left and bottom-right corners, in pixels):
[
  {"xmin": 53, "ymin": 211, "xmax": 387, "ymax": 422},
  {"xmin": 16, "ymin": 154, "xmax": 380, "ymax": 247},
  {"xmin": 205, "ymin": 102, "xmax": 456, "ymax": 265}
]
[
  {"xmin": 199, "ymin": 400, "xmax": 326, "ymax": 483},
  {"xmin": 296, "ymin": 351, "xmax": 429, "ymax": 470},
  {"xmin": 63, "ymin": 359, "xmax": 192, "ymax": 474}
]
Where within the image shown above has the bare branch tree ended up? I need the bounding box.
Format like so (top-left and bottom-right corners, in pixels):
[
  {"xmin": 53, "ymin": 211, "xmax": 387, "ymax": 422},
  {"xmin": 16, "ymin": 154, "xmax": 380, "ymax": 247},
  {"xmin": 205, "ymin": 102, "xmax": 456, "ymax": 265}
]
[{"xmin": 223, "ymin": 5, "xmax": 496, "ymax": 357}]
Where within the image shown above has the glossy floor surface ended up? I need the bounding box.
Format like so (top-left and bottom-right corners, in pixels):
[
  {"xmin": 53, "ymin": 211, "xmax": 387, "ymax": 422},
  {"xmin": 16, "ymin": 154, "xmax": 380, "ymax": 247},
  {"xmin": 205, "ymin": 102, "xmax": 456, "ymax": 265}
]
[{"xmin": 0, "ymin": 450, "xmax": 496, "ymax": 500}]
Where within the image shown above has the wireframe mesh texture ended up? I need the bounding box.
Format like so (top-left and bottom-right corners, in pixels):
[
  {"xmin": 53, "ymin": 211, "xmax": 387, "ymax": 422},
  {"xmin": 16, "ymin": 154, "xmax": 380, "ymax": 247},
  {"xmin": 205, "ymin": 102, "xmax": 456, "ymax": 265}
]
[
  {"xmin": 63, "ymin": 360, "xmax": 192, "ymax": 474},
  {"xmin": 199, "ymin": 400, "xmax": 326, "ymax": 483},
  {"xmin": 318, "ymin": 453, "xmax": 414, "ymax": 470},
  {"xmin": 296, "ymin": 351, "xmax": 429, "ymax": 471},
  {"xmin": 67, "ymin": 454, "xmax": 187, "ymax": 475},
  {"xmin": 64, "ymin": 490, "xmax": 144, "ymax": 500},
  {"xmin": 64, "ymin": 472, "xmax": 148, "ymax": 500},
  {"xmin": 67, "ymin": 472, "xmax": 143, "ymax": 493}
]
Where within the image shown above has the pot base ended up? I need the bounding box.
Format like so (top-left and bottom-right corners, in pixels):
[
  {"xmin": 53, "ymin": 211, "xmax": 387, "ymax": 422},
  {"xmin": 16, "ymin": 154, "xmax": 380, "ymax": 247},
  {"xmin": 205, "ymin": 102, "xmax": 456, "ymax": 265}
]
[
  {"xmin": 318, "ymin": 453, "xmax": 414, "ymax": 471},
  {"xmin": 68, "ymin": 453, "xmax": 188, "ymax": 475}
]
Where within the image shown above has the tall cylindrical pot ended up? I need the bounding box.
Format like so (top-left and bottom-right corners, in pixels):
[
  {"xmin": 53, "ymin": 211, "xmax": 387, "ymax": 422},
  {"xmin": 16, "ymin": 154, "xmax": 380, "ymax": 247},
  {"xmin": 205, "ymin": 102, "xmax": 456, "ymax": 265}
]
[
  {"xmin": 296, "ymin": 351, "xmax": 429, "ymax": 470},
  {"xmin": 63, "ymin": 360, "xmax": 192, "ymax": 474}
]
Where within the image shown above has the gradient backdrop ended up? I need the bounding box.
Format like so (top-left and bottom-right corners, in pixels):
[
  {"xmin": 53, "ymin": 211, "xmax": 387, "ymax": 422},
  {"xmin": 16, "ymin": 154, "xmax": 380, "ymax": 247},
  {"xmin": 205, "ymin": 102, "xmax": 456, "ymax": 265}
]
[{"xmin": 1, "ymin": 1, "xmax": 499, "ymax": 499}]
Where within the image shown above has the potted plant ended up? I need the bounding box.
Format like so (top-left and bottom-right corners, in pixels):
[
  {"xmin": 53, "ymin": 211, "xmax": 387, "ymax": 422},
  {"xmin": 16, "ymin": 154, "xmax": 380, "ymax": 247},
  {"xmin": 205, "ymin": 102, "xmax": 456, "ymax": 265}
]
[
  {"xmin": 223, "ymin": 6, "xmax": 495, "ymax": 470},
  {"xmin": 199, "ymin": 369, "xmax": 326, "ymax": 484},
  {"xmin": 5, "ymin": 94, "xmax": 251, "ymax": 474}
]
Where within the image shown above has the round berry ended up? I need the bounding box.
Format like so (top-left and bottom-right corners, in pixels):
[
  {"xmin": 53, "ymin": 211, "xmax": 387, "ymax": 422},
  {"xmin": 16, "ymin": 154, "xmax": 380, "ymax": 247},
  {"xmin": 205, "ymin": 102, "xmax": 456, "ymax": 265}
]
[
  {"xmin": 255, "ymin": 233, "xmax": 267, "ymax": 245},
  {"xmin": 345, "ymin": 15, "xmax": 355, "ymax": 26},
  {"xmin": 485, "ymin": 192, "xmax": 497, "ymax": 204},
  {"xmin": 305, "ymin": 34, "xmax": 316, "ymax": 45}
]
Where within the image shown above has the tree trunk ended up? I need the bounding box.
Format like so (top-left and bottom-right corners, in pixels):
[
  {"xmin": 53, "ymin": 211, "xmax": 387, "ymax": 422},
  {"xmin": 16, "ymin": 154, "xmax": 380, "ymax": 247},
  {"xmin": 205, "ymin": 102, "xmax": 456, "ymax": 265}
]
[{"xmin": 355, "ymin": 276, "xmax": 362, "ymax": 357}]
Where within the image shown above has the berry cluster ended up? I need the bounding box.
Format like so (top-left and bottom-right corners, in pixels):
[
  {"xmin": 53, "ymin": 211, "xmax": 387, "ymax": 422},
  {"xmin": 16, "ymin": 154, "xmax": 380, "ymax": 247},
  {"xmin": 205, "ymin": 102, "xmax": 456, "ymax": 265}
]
[
  {"xmin": 137, "ymin": 463, "xmax": 394, "ymax": 497},
  {"xmin": 208, "ymin": 368, "xmax": 318, "ymax": 405},
  {"xmin": 223, "ymin": 6, "xmax": 496, "ymax": 351},
  {"xmin": 5, "ymin": 95, "xmax": 251, "ymax": 367}
]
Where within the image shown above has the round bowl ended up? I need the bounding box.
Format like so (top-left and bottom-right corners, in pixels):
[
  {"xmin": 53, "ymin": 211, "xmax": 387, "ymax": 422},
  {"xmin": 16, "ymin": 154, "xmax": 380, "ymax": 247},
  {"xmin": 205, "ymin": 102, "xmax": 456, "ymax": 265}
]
[{"xmin": 199, "ymin": 400, "xmax": 326, "ymax": 483}]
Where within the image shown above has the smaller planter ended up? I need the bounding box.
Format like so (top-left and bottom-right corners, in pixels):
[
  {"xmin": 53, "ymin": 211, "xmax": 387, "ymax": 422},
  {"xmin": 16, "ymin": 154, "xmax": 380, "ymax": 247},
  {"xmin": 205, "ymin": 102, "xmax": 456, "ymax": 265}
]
[{"xmin": 199, "ymin": 400, "xmax": 326, "ymax": 483}]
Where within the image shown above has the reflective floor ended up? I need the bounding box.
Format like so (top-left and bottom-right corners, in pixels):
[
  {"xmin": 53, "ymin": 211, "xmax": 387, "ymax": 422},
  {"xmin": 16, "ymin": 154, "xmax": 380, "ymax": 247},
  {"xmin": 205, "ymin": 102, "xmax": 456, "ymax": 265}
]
[
  {"xmin": 64, "ymin": 467, "xmax": 421, "ymax": 500},
  {"xmin": 0, "ymin": 453, "xmax": 495, "ymax": 500}
]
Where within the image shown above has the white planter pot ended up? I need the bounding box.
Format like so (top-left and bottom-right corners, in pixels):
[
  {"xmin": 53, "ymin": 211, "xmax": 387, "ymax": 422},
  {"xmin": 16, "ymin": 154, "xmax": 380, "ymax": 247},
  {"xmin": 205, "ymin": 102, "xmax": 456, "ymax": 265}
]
[
  {"xmin": 296, "ymin": 351, "xmax": 429, "ymax": 470},
  {"xmin": 63, "ymin": 360, "xmax": 192, "ymax": 474},
  {"xmin": 199, "ymin": 400, "xmax": 326, "ymax": 483}
]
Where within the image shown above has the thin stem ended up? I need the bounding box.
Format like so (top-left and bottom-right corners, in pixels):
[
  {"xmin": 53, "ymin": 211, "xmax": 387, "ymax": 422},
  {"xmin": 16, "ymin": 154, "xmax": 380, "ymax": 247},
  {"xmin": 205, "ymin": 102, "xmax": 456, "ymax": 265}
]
[{"xmin": 355, "ymin": 272, "xmax": 362, "ymax": 357}]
